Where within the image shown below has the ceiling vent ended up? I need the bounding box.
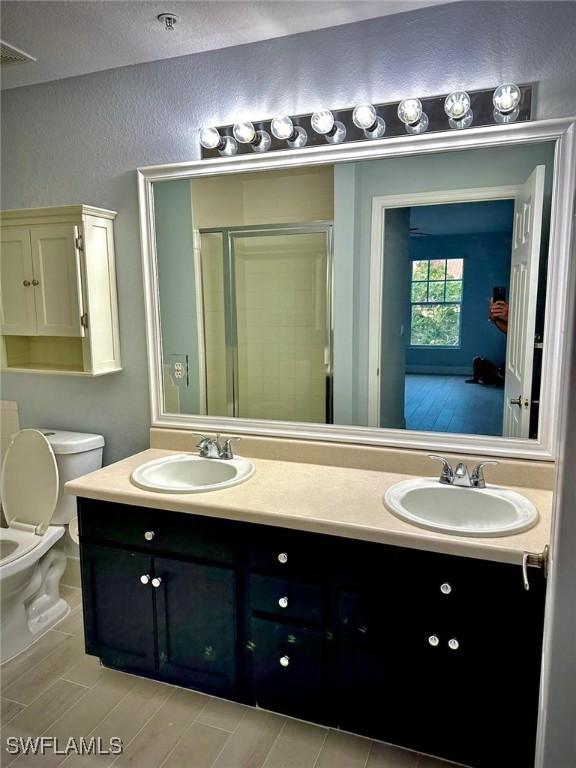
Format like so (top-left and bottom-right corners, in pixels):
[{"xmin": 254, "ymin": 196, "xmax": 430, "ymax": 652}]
[{"xmin": 0, "ymin": 41, "xmax": 36, "ymax": 66}]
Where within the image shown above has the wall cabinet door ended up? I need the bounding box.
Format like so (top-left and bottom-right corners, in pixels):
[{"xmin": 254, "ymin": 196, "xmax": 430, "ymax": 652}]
[
  {"xmin": 31, "ymin": 225, "xmax": 82, "ymax": 336},
  {"xmin": 0, "ymin": 228, "xmax": 36, "ymax": 335},
  {"xmin": 80, "ymin": 542, "xmax": 156, "ymax": 673},
  {"xmin": 154, "ymin": 557, "xmax": 238, "ymax": 696}
]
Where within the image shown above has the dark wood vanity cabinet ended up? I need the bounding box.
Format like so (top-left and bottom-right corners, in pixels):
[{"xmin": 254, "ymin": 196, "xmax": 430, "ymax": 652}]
[
  {"xmin": 81, "ymin": 542, "xmax": 156, "ymax": 672},
  {"xmin": 78, "ymin": 498, "xmax": 545, "ymax": 768}
]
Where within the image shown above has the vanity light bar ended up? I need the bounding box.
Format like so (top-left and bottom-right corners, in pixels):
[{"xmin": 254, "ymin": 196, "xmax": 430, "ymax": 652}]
[{"xmin": 199, "ymin": 84, "xmax": 532, "ymax": 158}]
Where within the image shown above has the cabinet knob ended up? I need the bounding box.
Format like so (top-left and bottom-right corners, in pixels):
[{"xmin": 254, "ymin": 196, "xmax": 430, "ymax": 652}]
[
  {"xmin": 428, "ymin": 635, "xmax": 439, "ymax": 647},
  {"xmin": 32, "ymin": 279, "xmax": 40, "ymax": 286},
  {"xmin": 279, "ymin": 655, "xmax": 290, "ymax": 667},
  {"xmin": 140, "ymin": 574, "xmax": 151, "ymax": 585},
  {"xmin": 448, "ymin": 638, "xmax": 460, "ymax": 651},
  {"xmin": 278, "ymin": 596, "xmax": 289, "ymax": 609},
  {"xmin": 277, "ymin": 552, "xmax": 288, "ymax": 564},
  {"xmin": 440, "ymin": 582, "xmax": 452, "ymax": 595},
  {"xmin": 23, "ymin": 280, "xmax": 31, "ymax": 287},
  {"xmin": 151, "ymin": 577, "xmax": 162, "ymax": 588},
  {"xmin": 144, "ymin": 531, "xmax": 155, "ymax": 541}
]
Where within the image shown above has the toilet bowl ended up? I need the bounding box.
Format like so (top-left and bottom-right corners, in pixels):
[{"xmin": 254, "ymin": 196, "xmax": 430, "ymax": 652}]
[{"xmin": 0, "ymin": 429, "xmax": 104, "ymax": 663}]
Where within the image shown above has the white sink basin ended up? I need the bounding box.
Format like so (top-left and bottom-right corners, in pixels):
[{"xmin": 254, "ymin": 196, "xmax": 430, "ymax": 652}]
[
  {"xmin": 131, "ymin": 454, "xmax": 255, "ymax": 494},
  {"xmin": 384, "ymin": 478, "xmax": 539, "ymax": 537}
]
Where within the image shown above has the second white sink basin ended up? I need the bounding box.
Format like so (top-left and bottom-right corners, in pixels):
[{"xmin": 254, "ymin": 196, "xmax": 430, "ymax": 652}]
[
  {"xmin": 384, "ymin": 478, "xmax": 539, "ymax": 537},
  {"xmin": 131, "ymin": 454, "xmax": 255, "ymax": 493}
]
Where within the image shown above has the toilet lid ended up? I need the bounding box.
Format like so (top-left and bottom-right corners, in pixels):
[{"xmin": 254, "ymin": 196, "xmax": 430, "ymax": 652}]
[{"xmin": 1, "ymin": 430, "xmax": 59, "ymax": 534}]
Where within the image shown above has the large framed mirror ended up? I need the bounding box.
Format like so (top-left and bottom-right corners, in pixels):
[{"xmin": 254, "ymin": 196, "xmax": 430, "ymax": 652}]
[{"xmin": 138, "ymin": 118, "xmax": 576, "ymax": 459}]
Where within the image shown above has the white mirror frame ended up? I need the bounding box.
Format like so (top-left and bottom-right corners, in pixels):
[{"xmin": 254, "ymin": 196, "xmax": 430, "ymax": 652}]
[{"xmin": 138, "ymin": 117, "xmax": 576, "ymax": 460}]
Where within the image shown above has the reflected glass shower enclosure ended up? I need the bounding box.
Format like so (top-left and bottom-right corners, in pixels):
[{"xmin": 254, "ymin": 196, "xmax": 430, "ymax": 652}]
[{"xmin": 198, "ymin": 224, "xmax": 333, "ymax": 424}]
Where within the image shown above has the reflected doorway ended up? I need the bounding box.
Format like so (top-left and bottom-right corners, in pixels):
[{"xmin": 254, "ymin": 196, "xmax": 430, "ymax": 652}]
[
  {"xmin": 404, "ymin": 200, "xmax": 514, "ymax": 436},
  {"xmin": 371, "ymin": 185, "xmax": 545, "ymax": 438}
]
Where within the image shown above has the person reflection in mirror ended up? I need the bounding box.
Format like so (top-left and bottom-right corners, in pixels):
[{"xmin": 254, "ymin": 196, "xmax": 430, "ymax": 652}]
[{"xmin": 489, "ymin": 299, "xmax": 509, "ymax": 334}]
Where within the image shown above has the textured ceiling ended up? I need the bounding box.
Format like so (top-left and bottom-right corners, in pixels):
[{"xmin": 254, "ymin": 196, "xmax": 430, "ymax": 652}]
[{"xmin": 0, "ymin": 0, "xmax": 455, "ymax": 90}]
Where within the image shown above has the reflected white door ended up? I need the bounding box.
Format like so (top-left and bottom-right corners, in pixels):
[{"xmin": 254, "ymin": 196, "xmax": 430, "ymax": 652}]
[{"xmin": 503, "ymin": 165, "xmax": 545, "ymax": 438}]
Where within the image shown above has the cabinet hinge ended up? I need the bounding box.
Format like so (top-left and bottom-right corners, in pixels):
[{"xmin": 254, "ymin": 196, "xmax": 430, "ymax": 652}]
[
  {"xmin": 80, "ymin": 312, "xmax": 89, "ymax": 329},
  {"xmin": 521, "ymin": 545, "xmax": 549, "ymax": 591},
  {"xmin": 75, "ymin": 235, "xmax": 84, "ymax": 251}
]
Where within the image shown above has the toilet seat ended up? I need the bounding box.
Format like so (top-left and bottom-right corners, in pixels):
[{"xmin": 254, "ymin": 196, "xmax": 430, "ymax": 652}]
[{"xmin": 1, "ymin": 430, "xmax": 59, "ymax": 536}]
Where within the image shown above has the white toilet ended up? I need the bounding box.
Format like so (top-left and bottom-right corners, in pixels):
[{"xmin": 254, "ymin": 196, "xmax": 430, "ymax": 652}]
[{"xmin": 0, "ymin": 429, "xmax": 104, "ymax": 663}]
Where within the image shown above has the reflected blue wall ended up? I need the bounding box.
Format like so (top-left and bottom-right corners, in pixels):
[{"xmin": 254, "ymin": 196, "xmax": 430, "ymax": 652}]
[{"xmin": 406, "ymin": 230, "xmax": 513, "ymax": 374}]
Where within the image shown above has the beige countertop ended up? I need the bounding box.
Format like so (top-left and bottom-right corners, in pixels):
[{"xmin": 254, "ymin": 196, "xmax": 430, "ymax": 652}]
[{"xmin": 66, "ymin": 449, "xmax": 552, "ymax": 566}]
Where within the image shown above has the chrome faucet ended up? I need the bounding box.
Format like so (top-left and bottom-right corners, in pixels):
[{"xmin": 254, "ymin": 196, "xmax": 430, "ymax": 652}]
[
  {"xmin": 194, "ymin": 433, "xmax": 240, "ymax": 460},
  {"xmin": 428, "ymin": 455, "xmax": 498, "ymax": 488}
]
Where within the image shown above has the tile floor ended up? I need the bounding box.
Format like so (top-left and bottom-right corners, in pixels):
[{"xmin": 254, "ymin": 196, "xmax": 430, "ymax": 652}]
[
  {"xmin": 1, "ymin": 586, "xmax": 462, "ymax": 768},
  {"xmin": 405, "ymin": 374, "xmax": 504, "ymax": 436}
]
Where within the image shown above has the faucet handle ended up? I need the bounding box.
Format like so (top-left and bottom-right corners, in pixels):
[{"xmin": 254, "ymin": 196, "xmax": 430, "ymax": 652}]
[
  {"xmin": 471, "ymin": 460, "xmax": 499, "ymax": 488},
  {"xmin": 193, "ymin": 432, "xmax": 222, "ymax": 458},
  {"xmin": 221, "ymin": 436, "xmax": 240, "ymax": 460},
  {"xmin": 428, "ymin": 454, "xmax": 454, "ymax": 484}
]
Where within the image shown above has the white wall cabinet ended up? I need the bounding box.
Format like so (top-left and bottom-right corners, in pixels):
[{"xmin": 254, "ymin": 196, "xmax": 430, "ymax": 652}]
[{"xmin": 0, "ymin": 206, "xmax": 121, "ymax": 375}]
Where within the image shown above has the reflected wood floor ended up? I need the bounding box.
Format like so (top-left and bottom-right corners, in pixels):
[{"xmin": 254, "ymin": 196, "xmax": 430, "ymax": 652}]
[
  {"xmin": 1, "ymin": 587, "xmax": 464, "ymax": 768},
  {"xmin": 405, "ymin": 375, "xmax": 504, "ymax": 436}
]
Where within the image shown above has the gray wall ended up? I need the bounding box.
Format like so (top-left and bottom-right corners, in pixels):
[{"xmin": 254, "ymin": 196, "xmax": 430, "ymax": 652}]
[{"xmin": 2, "ymin": 1, "xmax": 576, "ymax": 463}]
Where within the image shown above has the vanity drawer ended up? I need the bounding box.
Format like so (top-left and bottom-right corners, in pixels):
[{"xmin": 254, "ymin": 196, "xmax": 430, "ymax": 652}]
[
  {"xmin": 249, "ymin": 573, "xmax": 325, "ymax": 624},
  {"xmin": 77, "ymin": 498, "xmax": 238, "ymax": 565},
  {"xmin": 249, "ymin": 527, "xmax": 329, "ymax": 577}
]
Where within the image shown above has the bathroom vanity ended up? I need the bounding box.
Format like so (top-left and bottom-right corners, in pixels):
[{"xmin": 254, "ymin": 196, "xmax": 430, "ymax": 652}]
[{"xmin": 70, "ymin": 450, "xmax": 550, "ymax": 768}]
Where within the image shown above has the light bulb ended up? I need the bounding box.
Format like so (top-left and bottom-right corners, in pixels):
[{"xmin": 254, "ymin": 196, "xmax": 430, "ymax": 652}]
[
  {"xmin": 405, "ymin": 112, "xmax": 429, "ymax": 135},
  {"xmin": 218, "ymin": 136, "xmax": 238, "ymax": 156},
  {"xmin": 449, "ymin": 111, "xmax": 474, "ymax": 130},
  {"xmin": 311, "ymin": 109, "xmax": 335, "ymax": 135},
  {"xmin": 233, "ymin": 121, "xmax": 256, "ymax": 144},
  {"xmin": 251, "ymin": 130, "xmax": 271, "ymax": 153},
  {"xmin": 398, "ymin": 98, "xmax": 422, "ymax": 126},
  {"xmin": 351, "ymin": 104, "xmax": 386, "ymax": 139},
  {"xmin": 199, "ymin": 127, "xmax": 221, "ymax": 150},
  {"xmin": 271, "ymin": 115, "xmax": 295, "ymax": 140},
  {"xmin": 444, "ymin": 91, "xmax": 471, "ymax": 120},
  {"xmin": 493, "ymin": 106, "xmax": 520, "ymax": 125},
  {"xmin": 199, "ymin": 127, "xmax": 238, "ymax": 156},
  {"xmin": 352, "ymin": 104, "xmax": 377, "ymax": 130},
  {"xmin": 493, "ymin": 83, "xmax": 521, "ymax": 115}
]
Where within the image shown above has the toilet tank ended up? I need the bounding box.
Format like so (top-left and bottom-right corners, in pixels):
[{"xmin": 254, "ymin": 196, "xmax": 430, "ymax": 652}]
[{"xmin": 40, "ymin": 430, "xmax": 104, "ymax": 525}]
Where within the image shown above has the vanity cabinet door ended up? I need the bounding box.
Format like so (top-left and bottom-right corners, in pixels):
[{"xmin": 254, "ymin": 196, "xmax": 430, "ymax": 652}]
[
  {"xmin": 154, "ymin": 557, "xmax": 238, "ymax": 697},
  {"xmin": 336, "ymin": 587, "xmax": 396, "ymax": 740},
  {"xmin": 80, "ymin": 542, "xmax": 156, "ymax": 672},
  {"xmin": 386, "ymin": 554, "xmax": 545, "ymax": 768},
  {"xmin": 249, "ymin": 618, "xmax": 334, "ymax": 725}
]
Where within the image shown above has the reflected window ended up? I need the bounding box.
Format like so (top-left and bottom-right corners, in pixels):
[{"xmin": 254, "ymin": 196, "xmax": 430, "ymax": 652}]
[{"xmin": 410, "ymin": 258, "xmax": 464, "ymax": 347}]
